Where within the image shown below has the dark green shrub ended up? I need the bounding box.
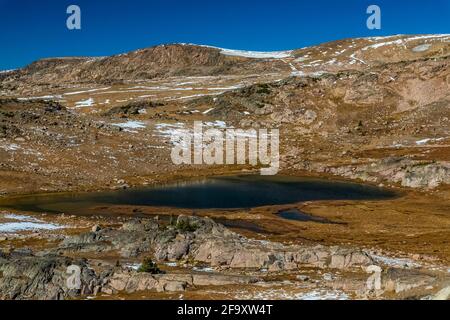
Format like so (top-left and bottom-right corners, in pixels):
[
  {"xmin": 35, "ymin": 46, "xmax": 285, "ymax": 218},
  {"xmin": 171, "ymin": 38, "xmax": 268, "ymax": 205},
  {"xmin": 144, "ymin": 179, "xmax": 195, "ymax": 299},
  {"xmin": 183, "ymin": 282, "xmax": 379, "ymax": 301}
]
[
  {"xmin": 137, "ymin": 258, "xmax": 163, "ymax": 274},
  {"xmin": 175, "ymin": 220, "xmax": 198, "ymax": 232},
  {"xmin": 256, "ymin": 83, "xmax": 272, "ymax": 94}
]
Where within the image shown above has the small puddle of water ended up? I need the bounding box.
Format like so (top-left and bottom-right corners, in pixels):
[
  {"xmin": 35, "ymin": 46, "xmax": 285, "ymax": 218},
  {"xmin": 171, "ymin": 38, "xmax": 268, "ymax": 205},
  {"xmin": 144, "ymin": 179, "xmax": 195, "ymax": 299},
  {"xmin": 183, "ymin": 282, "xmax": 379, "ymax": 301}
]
[{"xmin": 277, "ymin": 209, "xmax": 343, "ymax": 225}]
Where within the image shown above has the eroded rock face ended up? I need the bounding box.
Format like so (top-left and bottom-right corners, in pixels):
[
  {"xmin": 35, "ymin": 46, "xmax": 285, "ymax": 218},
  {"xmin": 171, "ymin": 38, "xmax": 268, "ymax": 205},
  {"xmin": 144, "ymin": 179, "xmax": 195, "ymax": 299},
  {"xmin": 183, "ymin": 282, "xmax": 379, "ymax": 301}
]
[
  {"xmin": 331, "ymin": 267, "xmax": 441, "ymax": 298},
  {"xmin": 401, "ymin": 163, "xmax": 450, "ymax": 188},
  {"xmin": 60, "ymin": 218, "xmax": 161, "ymax": 257},
  {"xmin": 327, "ymin": 157, "xmax": 450, "ymax": 189},
  {"xmin": 382, "ymin": 268, "xmax": 436, "ymax": 295},
  {"xmin": 0, "ymin": 250, "xmax": 104, "ymax": 300},
  {"xmin": 193, "ymin": 239, "xmax": 373, "ymax": 271}
]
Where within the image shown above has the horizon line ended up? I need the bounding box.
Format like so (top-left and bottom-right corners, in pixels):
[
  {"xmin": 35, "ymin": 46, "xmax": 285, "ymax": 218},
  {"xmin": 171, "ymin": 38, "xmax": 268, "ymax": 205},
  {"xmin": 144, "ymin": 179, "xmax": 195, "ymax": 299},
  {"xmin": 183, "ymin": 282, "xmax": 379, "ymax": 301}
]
[{"xmin": 3, "ymin": 33, "xmax": 450, "ymax": 71}]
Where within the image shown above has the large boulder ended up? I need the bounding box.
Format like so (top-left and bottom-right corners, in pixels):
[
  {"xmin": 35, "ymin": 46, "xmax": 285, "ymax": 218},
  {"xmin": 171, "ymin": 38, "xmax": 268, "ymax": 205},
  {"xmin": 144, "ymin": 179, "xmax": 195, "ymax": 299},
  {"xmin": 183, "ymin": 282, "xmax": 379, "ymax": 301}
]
[{"xmin": 0, "ymin": 251, "xmax": 103, "ymax": 300}]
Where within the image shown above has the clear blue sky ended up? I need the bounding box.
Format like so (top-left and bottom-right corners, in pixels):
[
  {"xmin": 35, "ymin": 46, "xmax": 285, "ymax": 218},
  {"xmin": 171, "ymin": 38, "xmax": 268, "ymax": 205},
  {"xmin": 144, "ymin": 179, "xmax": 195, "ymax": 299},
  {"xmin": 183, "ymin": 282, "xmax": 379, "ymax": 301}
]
[{"xmin": 0, "ymin": 0, "xmax": 449, "ymax": 70}]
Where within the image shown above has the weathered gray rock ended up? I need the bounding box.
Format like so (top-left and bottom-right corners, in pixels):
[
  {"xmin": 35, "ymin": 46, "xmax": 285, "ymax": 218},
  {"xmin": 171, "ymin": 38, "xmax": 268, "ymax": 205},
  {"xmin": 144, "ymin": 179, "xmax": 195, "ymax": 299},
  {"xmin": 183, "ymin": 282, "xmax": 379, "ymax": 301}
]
[
  {"xmin": 0, "ymin": 251, "xmax": 104, "ymax": 300},
  {"xmin": 432, "ymin": 286, "xmax": 450, "ymax": 300},
  {"xmin": 192, "ymin": 237, "xmax": 372, "ymax": 271},
  {"xmin": 59, "ymin": 216, "xmax": 373, "ymax": 273},
  {"xmin": 402, "ymin": 163, "xmax": 450, "ymax": 188},
  {"xmin": 383, "ymin": 268, "xmax": 436, "ymax": 294},
  {"xmin": 328, "ymin": 158, "xmax": 450, "ymax": 189},
  {"xmin": 329, "ymin": 249, "xmax": 373, "ymax": 269},
  {"xmin": 59, "ymin": 219, "xmax": 160, "ymax": 257},
  {"xmin": 101, "ymin": 270, "xmax": 258, "ymax": 295}
]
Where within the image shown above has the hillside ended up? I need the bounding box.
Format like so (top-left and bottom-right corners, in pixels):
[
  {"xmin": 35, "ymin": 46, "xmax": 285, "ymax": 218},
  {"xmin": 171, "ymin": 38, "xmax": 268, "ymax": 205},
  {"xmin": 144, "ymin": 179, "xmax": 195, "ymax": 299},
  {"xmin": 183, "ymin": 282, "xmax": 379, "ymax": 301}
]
[{"xmin": 1, "ymin": 34, "xmax": 450, "ymax": 301}]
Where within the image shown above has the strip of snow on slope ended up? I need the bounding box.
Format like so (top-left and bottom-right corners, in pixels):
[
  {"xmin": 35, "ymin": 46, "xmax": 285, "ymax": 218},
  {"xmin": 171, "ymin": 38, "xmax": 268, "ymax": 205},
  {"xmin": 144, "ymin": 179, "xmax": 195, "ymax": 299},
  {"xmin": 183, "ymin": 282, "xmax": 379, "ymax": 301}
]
[
  {"xmin": 0, "ymin": 213, "xmax": 65, "ymax": 233},
  {"xmin": 0, "ymin": 69, "xmax": 16, "ymax": 74},
  {"xmin": 219, "ymin": 48, "xmax": 293, "ymax": 59},
  {"xmin": 111, "ymin": 121, "xmax": 147, "ymax": 132},
  {"xmin": 74, "ymin": 98, "xmax": 95, "ymax": 108},
  {"xmin": 180, "ymin": 43, "xmax": 292, "ymax": 59},
  {"xmin": 361, "ymin": 34, "xmax": 450, "ymax": 51}
]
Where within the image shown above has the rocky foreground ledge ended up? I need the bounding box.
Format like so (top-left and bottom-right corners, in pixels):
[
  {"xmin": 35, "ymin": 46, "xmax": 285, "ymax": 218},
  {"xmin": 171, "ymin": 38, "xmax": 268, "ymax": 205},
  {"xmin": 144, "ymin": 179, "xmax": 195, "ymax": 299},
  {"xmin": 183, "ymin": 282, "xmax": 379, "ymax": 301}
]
[{"xmin": 0, "ymin": 215, "xmax": 449, "ymax": 300}]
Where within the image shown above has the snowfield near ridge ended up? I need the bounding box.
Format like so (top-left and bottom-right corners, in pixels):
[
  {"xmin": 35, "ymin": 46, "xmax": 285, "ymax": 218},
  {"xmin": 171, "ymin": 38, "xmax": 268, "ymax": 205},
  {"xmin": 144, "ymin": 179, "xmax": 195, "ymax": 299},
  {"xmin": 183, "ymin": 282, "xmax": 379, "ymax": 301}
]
[
  {"xmin": 180, "ymin": 43, "xmax": 292, "ymax": 59},
  {"xmin": 218, "ymin": 48, "xmax": 293, "ymax": 59},
  {"xmin": 0, "ymin": 69, "xmax": 16, "ymax": 74}
]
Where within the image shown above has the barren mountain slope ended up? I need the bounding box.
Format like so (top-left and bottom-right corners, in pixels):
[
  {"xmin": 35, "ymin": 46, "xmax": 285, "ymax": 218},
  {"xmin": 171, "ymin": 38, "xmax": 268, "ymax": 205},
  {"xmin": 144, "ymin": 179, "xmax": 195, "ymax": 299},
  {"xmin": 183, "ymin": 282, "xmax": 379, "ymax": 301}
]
[
  {"xmin": 1, "ymin": 34, "xmax": 449, "ymax": 97},
  {"xmin": 0, "ymin": 34, "xmax": 449, "ymax": 193},
  {"xmin": 0, "ymin": 44, "xmax": 290, "ymax": 92}
]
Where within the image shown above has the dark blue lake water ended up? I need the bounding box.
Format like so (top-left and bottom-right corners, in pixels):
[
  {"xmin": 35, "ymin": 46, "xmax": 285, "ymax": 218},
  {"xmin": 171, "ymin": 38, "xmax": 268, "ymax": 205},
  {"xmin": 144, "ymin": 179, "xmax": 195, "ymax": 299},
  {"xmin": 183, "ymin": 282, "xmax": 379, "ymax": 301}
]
[{"xmin": 0, "ymin": 175, "xmax": 397, "ymax": 214}]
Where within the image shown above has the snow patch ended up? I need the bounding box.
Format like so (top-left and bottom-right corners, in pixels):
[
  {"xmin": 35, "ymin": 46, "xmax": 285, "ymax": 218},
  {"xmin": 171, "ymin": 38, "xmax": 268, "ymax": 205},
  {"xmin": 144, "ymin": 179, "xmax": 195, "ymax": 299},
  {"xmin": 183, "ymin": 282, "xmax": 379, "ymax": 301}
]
[
  {"xmin": 204, "ymin": 120, "xmax": 227, "ymax": 128},
  {"xmin": 4, "ymin": 214, "xmax": 40, "ymax": 222},
  {"xmin": 0, "ymin": 213, "xmax": 65, "ymax": 233},
  {"xmin": 416, "ymin": 137, "xmax": 445, "ymax": 145},
  {"xmin": 206, "ymin": 85, "xmax": 243, "ymax": 91},
  {"xmin": 125, "ymin": 263, "xmax": 141, "ymax": 271},
  {"xmin": 350, "ymin": 53, "xmax": 368, "ymax": 65},
  {"xmin": 165, "ymin": 262, "xmax": 178, "ymax": 267},
  {"xmin": 173, "ymin": 93, "xmax": 222, "ymax": 100},
  {"xmin": 235, "ymin": 288, "xmax": 349, "ymax": 300},
  {"xmin": 202, "ymin": 108, "xmax": 215, "ymax": 114},
  {"xmin": 219, "ymin": 48, "xmax": 292, "ymax": 59},
  {"xmin": 193, "ymin": 266, "xmax": 214, "ymax": 273},
  {"xmin": 18, "ymin": 95, "xmax": 63, "ymax": 101},
  {"xmin": 362, "ymin": 34, "xmax": 450, "ymax": 51},
  {"xmin": 74, "ymin": 98, "xmax": 95, "ymax": 108},
  {"xmin": 181, "ymin": 43, "xmax": 292, "ymax": 59},
  {"xmin": 412, "ymin": 44, "xmax": 432, "ymax": 52},
  {"xmin": 0, "ymin": 222, "xmax": 63, "ymax": 233},
  {"xmin": 0, "ymin": 69, "xmax": 16, "ymax": 74},
  {"xmin": 0, "ymin": 143, "xmax": 21, "ymax": 151},
  {"xmin": 154, "ymin": 123, "xmax": 186, "ymax": 138},
  {"xmin": 111, "ymin": 121, "xmax": 146, "ymax": 131}
]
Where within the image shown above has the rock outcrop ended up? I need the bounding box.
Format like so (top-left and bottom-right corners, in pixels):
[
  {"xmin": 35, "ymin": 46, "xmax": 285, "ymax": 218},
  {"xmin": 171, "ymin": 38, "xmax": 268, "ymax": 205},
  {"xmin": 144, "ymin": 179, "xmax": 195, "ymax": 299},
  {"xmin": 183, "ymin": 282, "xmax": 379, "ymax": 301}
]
[
  {"xmin": 327, "ymin": 158, "xmax": 450, "ymax": 189},
  {"xmin": 102, "ymin": 271, "xmax": 258, "ymax": 295},
  {"xmin": 0, "ymin": 250, "xmax": 104, "ymax": 300},
  {"xmin": 60, "ymin": 216, "xmax": 373, "ymax": 271}
]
